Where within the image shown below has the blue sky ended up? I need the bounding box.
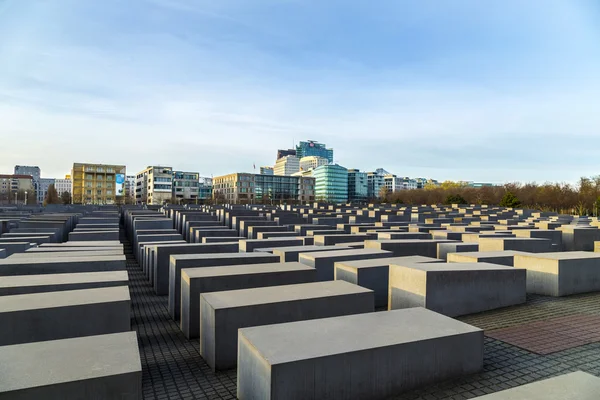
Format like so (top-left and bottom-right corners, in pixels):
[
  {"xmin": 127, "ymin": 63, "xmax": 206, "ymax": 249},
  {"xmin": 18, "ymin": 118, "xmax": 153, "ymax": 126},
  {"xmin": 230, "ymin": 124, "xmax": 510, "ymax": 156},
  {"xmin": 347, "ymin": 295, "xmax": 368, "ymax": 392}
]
[{"xmin": 1, "ymin": 0, "xmax": 599, "ymax": 183}]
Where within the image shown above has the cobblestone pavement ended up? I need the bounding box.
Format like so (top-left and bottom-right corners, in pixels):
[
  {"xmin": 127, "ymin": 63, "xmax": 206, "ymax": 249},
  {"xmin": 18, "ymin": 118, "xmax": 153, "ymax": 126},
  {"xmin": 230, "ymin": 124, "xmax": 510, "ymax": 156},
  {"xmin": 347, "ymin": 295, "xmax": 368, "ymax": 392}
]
[{"xmin": 124, "ymin": 237, "xmax": 600, "ymax": 400}]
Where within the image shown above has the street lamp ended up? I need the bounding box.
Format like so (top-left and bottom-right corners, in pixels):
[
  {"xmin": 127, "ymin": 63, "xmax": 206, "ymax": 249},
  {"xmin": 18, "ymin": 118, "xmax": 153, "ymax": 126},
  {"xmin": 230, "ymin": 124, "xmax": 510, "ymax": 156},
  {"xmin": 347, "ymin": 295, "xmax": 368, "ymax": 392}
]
[
  {"xmin": 14, "ymin": 192, "xmax": 17, "ymax": 205},
  {"xmin": 24, "ymin": 191, "xmax": 27, "ymax": 206}
]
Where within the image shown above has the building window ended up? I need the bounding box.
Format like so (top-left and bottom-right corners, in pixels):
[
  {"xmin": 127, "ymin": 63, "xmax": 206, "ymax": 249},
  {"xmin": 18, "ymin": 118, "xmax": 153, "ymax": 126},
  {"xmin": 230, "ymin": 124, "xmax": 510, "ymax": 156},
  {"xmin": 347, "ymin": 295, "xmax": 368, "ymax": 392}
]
[{"xmin": 97, "ymin": 190, "xmax": 102, "ymax": 195}]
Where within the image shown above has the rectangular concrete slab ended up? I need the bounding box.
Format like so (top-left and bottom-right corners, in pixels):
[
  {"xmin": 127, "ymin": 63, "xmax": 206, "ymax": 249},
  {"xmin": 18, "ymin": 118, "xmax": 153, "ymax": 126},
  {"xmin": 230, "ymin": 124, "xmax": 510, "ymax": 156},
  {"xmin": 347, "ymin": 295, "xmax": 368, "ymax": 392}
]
[
  {"xmin": 168, "ymin": 253, "xmax": 280, "ymax": 320},
  {"xmin": 471, "ymin": 371, "xmax": 600, "ymax": 399},
  {"xmin": 0, "ymin": 255, "xmax": 126, "ymax": 276},
  {"xmin": 0, "ymin": 286, "xmax": 131, "ymax": 346},
  {"xmin": 0, "ymin": 332, "xmax": 141, "ymax": 400},
  {"xmin": 181, "ymin": 262, "xmax": 317, "ymax": 339},
  {"xmin": 273, "ymin": 245, "xmax": 349, "ymax": 262},
  {"xmin": 447, "ymin": 251, "xmax": 528, "ymax": 267},
  {"xmin": 200, "ymin": 280, "xmax": 374, "ymax": 370},
  {"xmin": 299, "ymin": 248, "xmax": 393, "ymax": 281},
  {"xmin": 388, "ymin": 262, "xmax": 526, "ymax": 317},
  {"xmin": 0, "ymin": 271, "xmax": 129, "ymax": 296},
  {"xmin": 514, "ymin": 252, "xmax": 600, "ymax": 296},
  {"xmin": 237, "ymin": 308, "xmax": 483, "ymax": 400}
]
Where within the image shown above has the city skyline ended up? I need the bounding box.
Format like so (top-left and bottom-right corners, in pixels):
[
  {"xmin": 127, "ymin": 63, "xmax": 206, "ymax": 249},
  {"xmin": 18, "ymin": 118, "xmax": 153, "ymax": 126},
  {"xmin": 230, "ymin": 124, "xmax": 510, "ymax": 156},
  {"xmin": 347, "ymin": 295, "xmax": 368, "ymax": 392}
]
[{"xmin": 1, "ymin": 1, "xmax": 599, "ymax": 183}]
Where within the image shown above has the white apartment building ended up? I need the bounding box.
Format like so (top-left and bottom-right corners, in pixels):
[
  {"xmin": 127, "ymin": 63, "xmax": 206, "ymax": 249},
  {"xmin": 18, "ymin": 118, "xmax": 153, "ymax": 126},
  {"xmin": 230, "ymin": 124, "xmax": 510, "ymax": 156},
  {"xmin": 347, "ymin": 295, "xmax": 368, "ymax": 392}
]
[
  {"xmin": 383, "ymin": 174, "xmax": 404, "ymax": 192},
  {"xmin": 54, "ymin": 177, "xmax": 72, "ymax": 196},
  {"xmin": 273, "ymin": 155, "xmax": 300, "ymax": 176},
  {"xmin": 135, "ymin": 166, "xmax": 173, "ymax": 205},
  {"xmin": 299, "ymin": 156, "xmax": 328, "ymax": 172}
]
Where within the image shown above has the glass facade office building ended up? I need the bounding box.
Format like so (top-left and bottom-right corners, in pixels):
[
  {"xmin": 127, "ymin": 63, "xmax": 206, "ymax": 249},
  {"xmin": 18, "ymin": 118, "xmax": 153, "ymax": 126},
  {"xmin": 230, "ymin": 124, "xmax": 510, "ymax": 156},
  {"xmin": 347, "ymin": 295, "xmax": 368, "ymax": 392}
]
[
  {"xmin": 348, "ymin": 169, "xmax": 368, "ymax": 203},
  {"xmin": 296, "ymin": 140, "xmax": 334, "ymax": 163},
  {"xmin": 213, "ymin": 173, "xmax": 314, "ymax": 204},
  {"xmin": 313, "ymin": 164, "xmax": 348, "ymax": 203}
]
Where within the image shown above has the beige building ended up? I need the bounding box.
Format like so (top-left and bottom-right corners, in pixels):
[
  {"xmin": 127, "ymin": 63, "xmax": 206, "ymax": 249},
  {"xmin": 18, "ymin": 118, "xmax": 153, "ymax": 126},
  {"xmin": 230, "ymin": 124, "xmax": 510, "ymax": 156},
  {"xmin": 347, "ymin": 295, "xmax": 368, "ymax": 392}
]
[
  {"xmin": 135, "ymin": 166, "xmax": 173, "ymax": 205},
  {"xmin": 71, "ymin": 163, "xmax": 126, "ymax": 205},
  {"xmin": 213, "ymin": 172, "xmax": 314, "ymax": 204},
  {"xmin": 273, "ymin": 155, "xmax": 300, "ymax": 176},
  {"xmin": 0, "ymin": 174, "xmax": 34, "ymax": 204},
  {"xmin": 299, "ymin": 156, "xmax": 328, "ymax": 172}
]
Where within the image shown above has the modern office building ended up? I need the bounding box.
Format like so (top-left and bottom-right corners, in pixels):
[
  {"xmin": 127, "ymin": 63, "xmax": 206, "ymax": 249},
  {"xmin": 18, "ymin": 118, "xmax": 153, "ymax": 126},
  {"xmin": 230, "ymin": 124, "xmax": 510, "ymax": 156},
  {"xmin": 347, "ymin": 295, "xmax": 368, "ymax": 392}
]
[
  {"xmin": 38, "ymin": 178, "xmax": 56, "ymax": 203},
  {"xmin": 399, "ymin": 177, "xmax": 419, "ymax": 190},
  {"xmin": 212, "ymin": 173, "xmax": 314, "ymax": 204},
  {"xmin": 276, "ymin": 149, "xmax": 296, "ymax": 160},
  {"xmin": 172, "ymin": 171, "xmax": 200, "ymax": 203},
  {"xmin": 54, "ymin": 176, "xmax": 72, "ymax": 196},
  {"xmin": 383, "ymin": 174, "xmax": 404, "ymax": 193},
  {"xmin": 124, "ymin": 175, "xmax": 136, "ymax": 202},
  {"xmin": 14, "ymin": 166, "xmax": 41, "ymax": 203},
  {"xmin": 367, "ymin": 171, "xmax": 386, "ymax": 199},
  {"xmin": 260, "ymin": 166, "xmax": 274, "ymax": 175},
  {"xmin": 198, "ymin": 177, "xmax": 213, "ymax": 201},
  {"xmin": 273, "ymin": 155, "xmax": 300, "ymax": 176},
  {"xmin": 313, "ymin": 164, "xmax": 348, "ymax": 203},
  {"xmin": 71, "ymin": 163, "xmax": 126, "ymax": 204},
  {"xmin": 135, "ymin": 166, "xmax": 173, "ymax": 205},
  {"xmin": 0, "ymin": 174, "xmax": 34, "ymax": 204},
  {"xmin": 295, "ymin": 140, "xmax": 334, "ymax": 163},
  {"xmin": 347, "ymin": 169, "xmax": 368, "ymax": 203},
  {"xmin": 299, "ymin": 156, "xmax": 328, "ymax": 171}
]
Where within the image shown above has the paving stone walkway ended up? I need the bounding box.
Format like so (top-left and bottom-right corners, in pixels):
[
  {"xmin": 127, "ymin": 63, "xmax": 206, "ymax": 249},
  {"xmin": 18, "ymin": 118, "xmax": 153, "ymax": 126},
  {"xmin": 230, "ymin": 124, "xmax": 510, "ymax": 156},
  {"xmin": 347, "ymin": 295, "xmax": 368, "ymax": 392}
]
[{"xmin": 124, "ymin": 235, "xmax": 600, "ymax": 400}]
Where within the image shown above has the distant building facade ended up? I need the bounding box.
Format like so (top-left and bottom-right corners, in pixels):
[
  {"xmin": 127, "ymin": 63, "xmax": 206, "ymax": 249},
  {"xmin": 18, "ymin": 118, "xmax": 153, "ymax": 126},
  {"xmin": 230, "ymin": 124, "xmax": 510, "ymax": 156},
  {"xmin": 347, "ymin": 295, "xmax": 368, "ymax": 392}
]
[
  {"xmin": 212, "ymin": 173, "xmax": 314, "ymax": 204},
  {"xmin": 295, "ymin": 140, "xmax": 333, "ymax": 163},
  {"xmin": 260, "ymin": 166, "xmax": 274, "ymax": 175},
  {"xmin": 198, "ymin": 177, "xmax": 213, "ymax": 200},
  {"xmin": 54, "ymin": 176, "xmax": 72, "ymax": 197},
  {"xmin": 276, "ymin": 149, "xmax": 296, "ymax": 160},
  {"xmin": 173, "ymin": 171, "xmax": 200, "ymax": 203},
  {"xmin": 347, "ymin": 169, "xmax": 368, "ymax": 203},
  {"xmin": 367, "ymin": 171, "xmax": 386, "ymax": 199},
  {"xmin": 39, "ymin": 178, "xmax": 56, "ymax": 203},
  {"xmin": 135, "ymin": 166, "xmax": 173, "ymax": 205},
  {"xmin": 14, "ymin": 166, "xmax": 41, "ymax": 203},
  {"xmin": 299, "ymin": 156, "xmax": 328, "ymax": 172},
  {"xmin": 273, "ymin": 155, "xmax": 300, "ymax": 176},
  {"xmin": 71, "ymin": 163, "xmax": 126, "ymax": 204},
  {"xmin": 313, "ymin": 164, "xmax": 348, "ymax": 203},
  {"xmin": 0, "ymin": 174, "xmax": 34, "ymax": 204},
  {"xmin": 383, "ymin": 174, "xmax": 403, "ymax": 193}
]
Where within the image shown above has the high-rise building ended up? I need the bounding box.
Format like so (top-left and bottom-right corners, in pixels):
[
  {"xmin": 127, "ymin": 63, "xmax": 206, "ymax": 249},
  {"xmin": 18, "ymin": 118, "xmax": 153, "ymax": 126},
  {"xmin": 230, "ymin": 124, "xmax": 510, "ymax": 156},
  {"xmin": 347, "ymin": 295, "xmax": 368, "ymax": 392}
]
[
  {"xmin": 71, "ymin": 163, "xmax": 126, "ymax": 204},
  {"xmin": 299, "ymin": 156, "xmax": 329, "ymax": 171},
  {"xmin": 295, "ymin": 140, "xmax": 334, "ymax": 163},
  {"xmin": 347, "ymin": 169, "xmax": 368, "ymax": 203},
  {"xmin": 54, "ymin": 176, "xmax": 72, "ymax": 197},
  {"xmin": 260, "ymin": 166, "xmax": 274, "ymax": 175},
  {"xmin": 172, "ymin": 171, "xmax": 200, "ymax": 203},
  {"xmin": 313, "ymin": 164, "xmax": 348, "ymax": 203},
  {"xmin": 367, "ymin": 171, "xmax": 386, "ymax": 199},
  {"xmin": 212, "ymin": 173, "xmax": 314, "ymax": 204},
  {"xmin": 198, "ymin": 177, "xmax": 213, "ymax": 200},
  {"xmin": 135, "ymin": 166, "xmax": 173, "ymax": 205},
  {"xmin": 14, "ymin": 166, "xmax": 41, "ymax": 203},
  {"xmin": 273, "ymin": 155, "xmax": 300, "ymax": 176},
  {"xmin": 383, "ymin": 174, "xmax": 403, "ymax": 193},
  {"xmin": 276, "ymin": 149, "xmax": 296, "ymax": 160},
  {"xmin": 0, "ymin": 174, "xmax": 34, "ymax": 204}
]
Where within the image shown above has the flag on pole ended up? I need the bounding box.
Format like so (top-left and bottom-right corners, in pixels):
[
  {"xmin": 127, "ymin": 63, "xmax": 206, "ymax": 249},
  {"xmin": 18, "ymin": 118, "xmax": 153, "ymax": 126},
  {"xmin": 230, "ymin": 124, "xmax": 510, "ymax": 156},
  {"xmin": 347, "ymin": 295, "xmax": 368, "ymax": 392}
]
[{"xmin": 253, "ymin": 163, "xmax": 256, "ymax": 170}]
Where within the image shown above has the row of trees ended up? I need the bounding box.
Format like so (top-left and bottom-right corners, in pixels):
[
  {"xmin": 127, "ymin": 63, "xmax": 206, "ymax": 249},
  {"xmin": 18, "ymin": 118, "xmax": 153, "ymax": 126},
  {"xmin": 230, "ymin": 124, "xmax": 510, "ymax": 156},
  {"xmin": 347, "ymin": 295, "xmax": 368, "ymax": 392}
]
[
  {"xmin": 42, "ymin": 184, "xmax": 71, "ymax": 206},
  {"xmin": 377, "ymin": 176, "xmax": 600, "ymax": 215}
]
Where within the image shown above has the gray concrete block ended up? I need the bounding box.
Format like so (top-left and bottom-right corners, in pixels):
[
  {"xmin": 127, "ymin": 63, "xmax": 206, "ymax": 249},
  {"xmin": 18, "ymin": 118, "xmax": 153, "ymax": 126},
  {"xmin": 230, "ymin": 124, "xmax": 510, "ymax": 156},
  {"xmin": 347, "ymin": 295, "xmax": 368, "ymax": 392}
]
[
  {"xmin": 0, "ymin": 271, "xmax": 129, "ymax": 296},
  {"xmin": 0, "ymin": 249, "xmax": 5, "ymax": 259},
  {"xmin": 313, "ymin": 233, "xmax": 376, "ymax": 246},
  {"xmin": 437, "ymin": 242, "xmax": 479, "ymax": 261},
  {"xmin": 68, "ymin": 230, "xmax": 120, "ymax": 241},
  {"xmin": 0, "ymin": 332, "xmax": 141, "ymax": 400},
  {"xmin": 201, "ymin": 280, "xmax": 374, "ymax": 370},
  {"xmin": 514, "ymin": 251, "xmax": 600, "ymax": 296},
  {"xmin": 447, "ymin": 251, "xmax": 528, "ymax": 266},
  {"xmin": 478, "ymin": 237, "xmax": 553, "ymax": 253},
  {"xmin": 0, "ymin": 286, "xmax": 131, "ymax": 346},
  {"xmin": 377, "ymin": 232, "xmax": 431, "ymax": 240},
  {"xmin": 271, "ymin": 245, "xmax": 350, "ymax": 262},
  {"xmin": 239, "ymin": 238, "xmax": 304, "ymax": 253},
  {"xmin": 0, "ymin": 255, "xmax": 126, "ymax": 276},
  {"xmin": 335, "ymin": 256, "xmax": 443, "ymax": 308},
  {"xmin": 0, "ymin": 242, "xmax": 32, "ymax": 256},
  {"xmin": 299, "ymin": 248, "xmax": 392, "ymax": 281},
  {"xmin": 388, "ymin": 262, "xmax": 526, "ymax": 317},
  {"xmin": 181, "ymin": 262, "xmax": 317, "ymax": 339},
  {"xmin": 168, "ymin": 253, "xmax": 280, "ymax": 320},
  {"xmin": 152, "ymin": 243, "xmax": 239, "ymax": 295},
  {"xmin": 470, "ymin": 371, "xmax": 600, "ymax": 399},
  {"xmin": 365, "ymin": 239, "xmax": 456, "ymax": 258},
  {"xmin": 559, "ymin": 226, "xmax": 600, "ymax": 251},
  {"xmin": 202, "ymin": 237, "xmax": 245, "ymax": 243},
  {"xmin": 237, "ymin": 308, "xmax": 483, "ymax": 400}
]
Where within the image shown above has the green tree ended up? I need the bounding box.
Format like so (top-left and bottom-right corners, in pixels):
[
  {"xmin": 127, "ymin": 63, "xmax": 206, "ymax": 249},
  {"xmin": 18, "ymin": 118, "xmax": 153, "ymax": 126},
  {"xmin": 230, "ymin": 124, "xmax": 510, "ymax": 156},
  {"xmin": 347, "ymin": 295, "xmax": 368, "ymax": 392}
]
[
  {"xmin": 444, "ymin": 194, "xmax": 467, "ymax": 205},
  {"xmin": 43, "ymin": 184, "xmax": 60, "ymax": 206},
  {"xmin": 60, "ymin": 191, "xmax": 72, "ymax": 205},
  {"xmin": 499, "ymin": 191, "xmax": 521, "ymax": 208}
]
